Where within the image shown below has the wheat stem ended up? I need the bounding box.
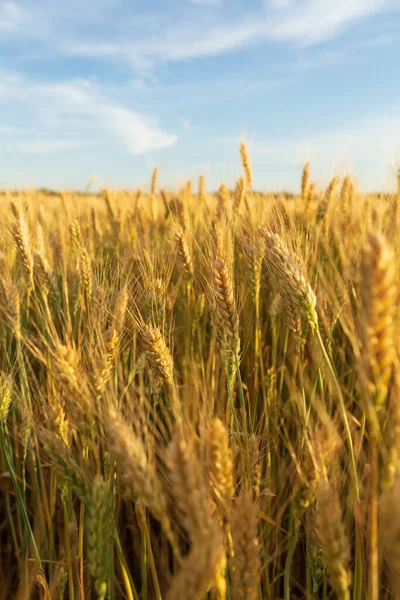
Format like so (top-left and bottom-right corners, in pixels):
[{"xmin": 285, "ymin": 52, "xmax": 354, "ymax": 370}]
[
  {"xmin": 0, "ymin": 423, "xmax": 42, "ymax": 568},
  {"xmin": 315, "ymin": 328, "xmax": 359, "ymax": 500}
]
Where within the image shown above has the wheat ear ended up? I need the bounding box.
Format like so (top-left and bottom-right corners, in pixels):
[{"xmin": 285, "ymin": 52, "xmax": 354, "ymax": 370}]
[
  {"xmin": 86, "ymin": 475, "xmax": 114, "ymax": 600},
  {"xmin": 230, "ymin": 492, "xmax": 261, "ymax": 600},
  {"xmin": 240, "ymin": 142, "xmax": 252, "ymax": 188},
  {"xmin": 360, "ymin": 232, "xmax": 396, "ymax": 411},
  {"xmin": 315, "ymin": 481, "xmax": 351, "ymax": 600}
]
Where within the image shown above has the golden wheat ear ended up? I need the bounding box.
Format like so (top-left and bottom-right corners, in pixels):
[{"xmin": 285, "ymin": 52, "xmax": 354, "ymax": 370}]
[
  {"xmin": 301, "ymin": 162, "xmax": 310, "ymax": 203},
  {"xmin": 359, "ymin": 232, "xmax": 396, "ymax": 414},
  {"xmin": 10, "ymin": 201, "xmax": 34, "ymax": 291},
  {"xmin": 151, "ymin": 167, "xmax": 159, "ymax": 196},
  {"xmin": 103, "ymin": 406, "xmax": 169, "ymax": 522},
  {"xmin": 262, "ymin": 229, "xmax": 318, "ymax": 331},
  {"xmin": 141, "ymin": 324, "xmax": 174, "ymax": 384},
  {"xmin": 233, "ymin": 176, "xmax": 246, "ymax": 216},
  {"xmin": 0, "ymin": 373, "xmax": 12, "ymax": 423},
  {"xmin": 240, "ymin": 142, "xmax": 253, "ymax": 188},
  {"xmin": 315, "ymin": 481, "xmax": 351, "ymax": 600},
  {"xmin": 210, "ymin": 256, "xmax": 241, "ymax": 383},
  {"xmin": 209, "ymin": 418, "xmax": 235, "ymax": 511},
  {"xmin": 165, "ymin": 432, "xmax": 225, "ymax": 600},
  {"xmin": 230, "ymin": 492, "xmax": 261, "ymax": 600},
  {"xmin": 165, "ymin": 530, "xmax": 225, "ymax": 600},
  {"xmin": 175, "ymin": 228, "xmax": 194, "ymax": 284}
]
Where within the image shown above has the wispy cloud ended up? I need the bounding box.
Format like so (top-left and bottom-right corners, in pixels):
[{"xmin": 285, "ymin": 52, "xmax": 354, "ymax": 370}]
[
  {"xmin": 269, "ymin": 0, "xmax": 389, "ymax": 44},
  {"xmin": 42, "ymin": 81, "xmax": 178, "ymax": 154},
  {"xmin": 57, "ymin": 0, "xmax": 395, "ymax": 69},
  {"xmin": 0, "ymin": 1, "xmax": 26, "ymax": 31},
  {"xmin": 2, "ymin": 0, "xmax": 394, "ymax": 72},
  {"xmin": 100, "ymin": 106, "xmax": 177, "ymax": 154},
  {"xmin": 0, "ymin": 1, "xmax": 398, "ymax": 191},
  {"xmin": 0, "ymin": 72, "xmax": 178, "ymax": 155}
]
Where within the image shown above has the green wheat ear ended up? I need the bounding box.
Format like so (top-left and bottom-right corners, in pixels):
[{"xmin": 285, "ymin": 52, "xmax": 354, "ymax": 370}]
[
  {"xmin": 86, "ymin": 475, "xmax": 114, "ymax": 600},
  {"xmin": 0, "ymin": 373, "xmax": 12, "ymax": 423}
]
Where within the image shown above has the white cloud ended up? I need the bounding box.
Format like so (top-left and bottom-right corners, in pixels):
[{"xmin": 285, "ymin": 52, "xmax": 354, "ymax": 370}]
[
  {"xmin": 0, "ymin": 2, "xmax": 398, "ymax": 190},
  {"xmin": 0, "ymin": 1, "xmax": 26, "ymax": 31},
  {"xmin": 269, "ymin": 0, "xmax": 387, "ymax": 44},
  {"xmin": 58, "ymin": 0, "xmax": 394, "ymax": 68},
  {"xmin": 42, "ymin": 81, "xmax": 178, "ymax": 153},
  {"xmin": 1, "ymin": 0, "xmax": 396, "ymax": 73},
  {"xmin": 0, "ymin": 73, "xmax": 178, "ymax": 155},
  {"xmin": 102, "ymin": 106, "xmax": 177, "ymax": 154}
]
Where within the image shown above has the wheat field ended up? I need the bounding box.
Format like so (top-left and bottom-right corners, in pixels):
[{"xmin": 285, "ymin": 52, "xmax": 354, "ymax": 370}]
[{"xmin": 0, "ymin": 148, "xmax": 400, "ymax": 599}]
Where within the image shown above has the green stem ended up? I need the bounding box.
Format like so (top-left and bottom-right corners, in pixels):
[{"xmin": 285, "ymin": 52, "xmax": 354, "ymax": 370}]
[
  {"xmin": 236, "ymin": 357, "xmax": 249, "ymax": 461},
  {"xmin": 62, "ymin": 494, "xmax": 75, "ymax": 600},
  {"xmin": 141, "ymin": 511, "xmax": 162, "ymax": 600},
  {"xmin": 115, "ymin": 529, "xmax": 138, "ymax": 600},
  {"xmin": 141, "ymin": 509, "xmax": 148, "ymax": 600},
  {"xmin": 353, "ymin": 502, "xmax": 363, "ymax": 600},
  {"xmin": 279, "ymin": 328, "xmax": 289, "ymax": 399},
  {"xmin": 315, "ymin": 328, "xmax": 359, "ymax": 500},
  {"xmin": 368, "ymin": 440, "xmax": 379, "ymax": 600},
  {"xmin": 79, "ymin": 446, "xmax": 89, "ymax": 560},
  {"xmin": 252, "ymin": 296, "xmax": 260, "ymax": 426},
  {"xmin": 284, "ymin": 516, "xmax": 299, "ymax": 600},
  {"xmin": 0, "ymin": 423, "xmax": 42, "ymax": 568}
]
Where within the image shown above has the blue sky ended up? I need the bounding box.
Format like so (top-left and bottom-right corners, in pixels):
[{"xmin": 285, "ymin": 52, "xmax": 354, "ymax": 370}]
[{"xmin": 1, "ymin": 0, "xmax": 400, "ymax": 192}]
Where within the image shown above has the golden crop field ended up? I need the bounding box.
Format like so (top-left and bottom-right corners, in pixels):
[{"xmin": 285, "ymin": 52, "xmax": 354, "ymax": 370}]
[{"xmin": 1, "ymin": 147, "xmax": 400, "ymax": 599}]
